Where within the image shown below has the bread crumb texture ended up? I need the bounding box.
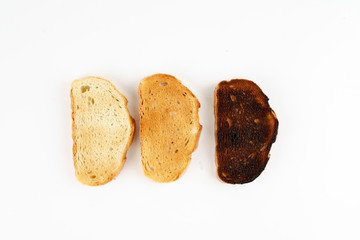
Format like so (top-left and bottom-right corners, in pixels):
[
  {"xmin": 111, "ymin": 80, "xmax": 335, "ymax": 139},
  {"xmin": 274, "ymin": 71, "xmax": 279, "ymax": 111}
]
[
  {"xmin": 71, "ymin": 76, "xmax": 135, "ymax": 186},
  {"xmin": 139, "ymin": 74, "xmax": 202, "ymax": 182}
]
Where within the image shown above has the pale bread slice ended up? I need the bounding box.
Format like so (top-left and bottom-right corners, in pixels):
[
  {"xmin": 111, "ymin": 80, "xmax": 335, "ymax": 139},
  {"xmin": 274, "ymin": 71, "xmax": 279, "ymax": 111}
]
[
  {"xmin": 71, "ymin": 76, "xmax": 135, "ymax": 186},
  {"xmin": 139, "ymin": 74, "xmax": 202, "ymax": 182}
]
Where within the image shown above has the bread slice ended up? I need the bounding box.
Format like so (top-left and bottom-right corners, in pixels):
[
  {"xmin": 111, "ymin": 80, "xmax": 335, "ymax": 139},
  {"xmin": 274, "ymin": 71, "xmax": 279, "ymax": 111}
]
[
  {"xmin": 71, "ymin": 76, "xmax": 135, "ymax": 186},
  {"xmin": 139, "ymin": 74, "xmax": 202, "ymax": 182},
  {"xmin": 215, "ymin": 79, "xmax": 278, "ymax": 184}
]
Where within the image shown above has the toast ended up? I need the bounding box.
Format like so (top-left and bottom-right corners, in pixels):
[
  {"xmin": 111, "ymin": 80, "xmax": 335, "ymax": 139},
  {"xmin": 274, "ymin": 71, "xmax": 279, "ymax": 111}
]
[
  {"xmin": 139, "ymin": 74, "xmax": 202, "ymax": 182},
  {"xmin": 71, "ymin": 76, "xmax": 135, "ymax": 186},
  {"xmin": 215, "ymin": 79, "xmax": 278, "ymax": 184}
]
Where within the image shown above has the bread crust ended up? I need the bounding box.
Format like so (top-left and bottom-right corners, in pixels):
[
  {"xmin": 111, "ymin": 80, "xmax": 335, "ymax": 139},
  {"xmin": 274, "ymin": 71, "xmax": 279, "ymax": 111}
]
[
  {"xmin": 214, "ymin": 79, "xmax": 278, "ymax": 184},
  {"xmin": 139, "ymin": 74, "xmax": 202, "ymax": 182},
  {"xmin": 71, "ymin": 76, "xmax": 135, "ymax": 186}
]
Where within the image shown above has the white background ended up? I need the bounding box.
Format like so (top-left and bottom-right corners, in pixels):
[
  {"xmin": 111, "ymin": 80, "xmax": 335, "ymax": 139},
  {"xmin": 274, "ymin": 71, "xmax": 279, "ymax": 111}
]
[{"xmin": 1, "ymin": 0, "xmax": 359, "ymax": 239}]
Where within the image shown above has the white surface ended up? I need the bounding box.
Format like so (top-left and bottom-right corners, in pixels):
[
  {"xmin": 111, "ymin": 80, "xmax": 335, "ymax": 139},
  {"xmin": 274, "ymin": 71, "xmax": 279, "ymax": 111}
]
[{"xmin": 1, "ymin": 0, "xmax": 359, "ymax": 239}]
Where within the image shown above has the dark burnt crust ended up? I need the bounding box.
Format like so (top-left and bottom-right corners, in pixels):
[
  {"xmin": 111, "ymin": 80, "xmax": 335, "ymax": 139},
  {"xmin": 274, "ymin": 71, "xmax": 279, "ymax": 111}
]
[{"xmin": 215, "ymin": 79, "xmax": 278, "ymax": 184}]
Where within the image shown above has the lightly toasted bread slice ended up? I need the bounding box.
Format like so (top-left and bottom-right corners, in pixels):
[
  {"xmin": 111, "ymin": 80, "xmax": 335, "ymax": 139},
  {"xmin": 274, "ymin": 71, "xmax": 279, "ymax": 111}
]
[
  {"xmin": 139, "ymin": 74, "xmax": 202, "ymax": 182},
  {"xmin": 215, "ymin": 79, "xmax": 278, "ymax": 184},
  {"xmin": 71, "ymin": 76, "xmax": 135, "ymax": 186}
]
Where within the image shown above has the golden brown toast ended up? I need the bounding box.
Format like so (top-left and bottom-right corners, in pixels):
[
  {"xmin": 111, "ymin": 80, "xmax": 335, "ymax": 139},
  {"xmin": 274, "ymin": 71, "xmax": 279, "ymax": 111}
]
[
  {"xmin": 139, "ymin": 74, "xmax": 202, "ymax": 182},
  {"xmin": 215, "ymin": 79, "xmax": 278, "ymax": 184}
]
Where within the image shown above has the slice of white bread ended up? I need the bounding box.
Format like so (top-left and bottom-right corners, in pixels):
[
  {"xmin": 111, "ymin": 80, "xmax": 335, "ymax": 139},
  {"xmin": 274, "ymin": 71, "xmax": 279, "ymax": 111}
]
[
  {"xmin": 139, "ymin": 74, "xmax": 202, "ymax": 182},
  {"xmin": 71, "ymin": 76, "xmax": 135, "ymax": 186}
]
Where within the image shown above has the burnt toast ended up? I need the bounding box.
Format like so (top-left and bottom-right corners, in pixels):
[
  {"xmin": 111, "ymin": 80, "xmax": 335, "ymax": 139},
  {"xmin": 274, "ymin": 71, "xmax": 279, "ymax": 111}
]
[{"xmin": 214, "ymin": 79, "xmax": 278, "ymax": 184}]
